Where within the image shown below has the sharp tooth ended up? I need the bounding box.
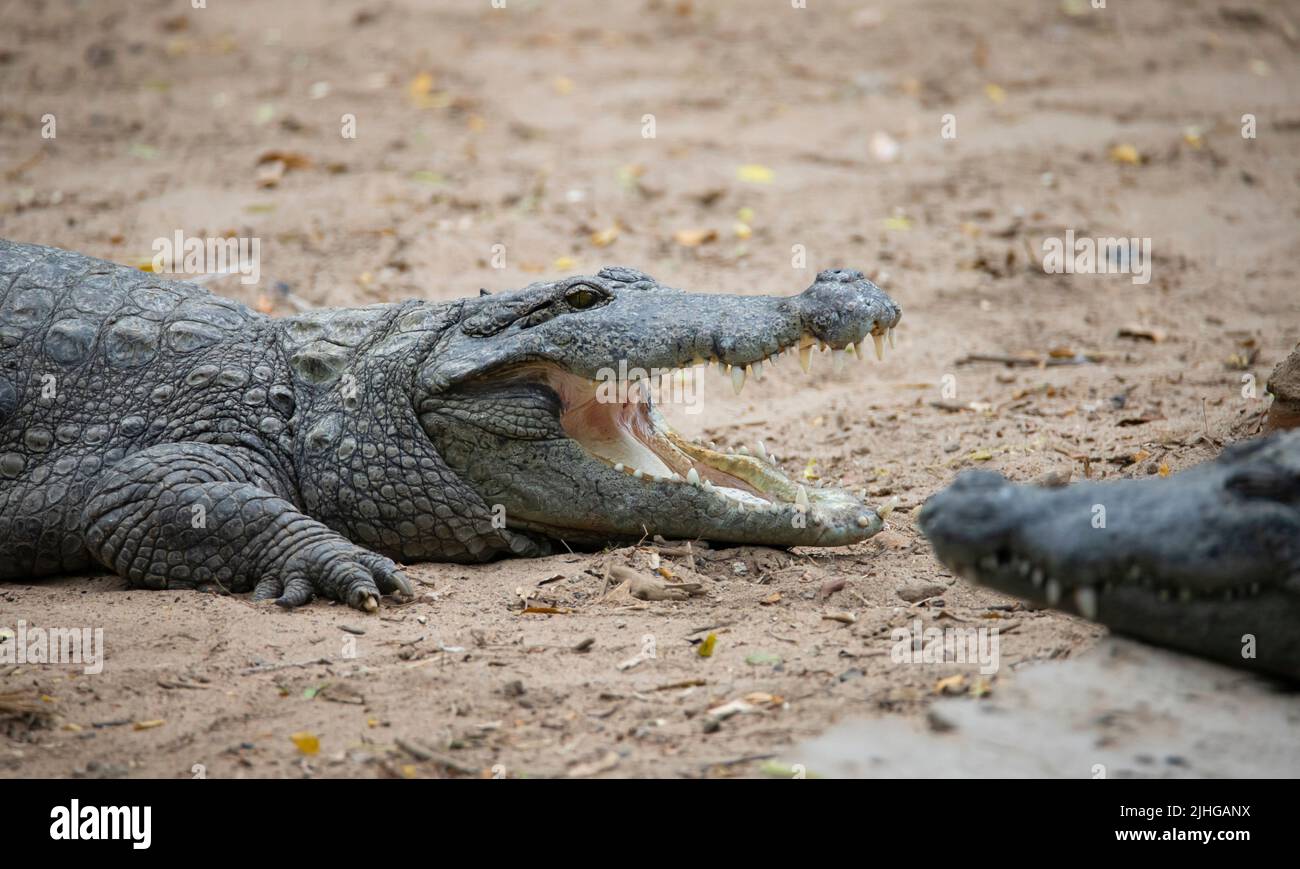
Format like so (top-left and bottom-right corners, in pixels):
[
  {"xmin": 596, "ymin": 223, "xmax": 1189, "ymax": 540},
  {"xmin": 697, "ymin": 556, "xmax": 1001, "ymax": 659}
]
[
  {"xmin": 872, "ymin": 333, "xmax": 885, "ymax": 360},
  {"xmin": 1045, "ymin": 578, "xmax": 1061, "ymax": 605},
  {"xmin": 703, "ymin": 479, "xmax": 715, "ymax": 490},
  {"xmin": 800, "ymin": 333, "xmax": 815, "ymax": 348},
  {"xmin": 1017, "ymin": 561, "xmax": 1031, "ymax": 577},
  {"xmin": 708, "ymin": 441, "xmax": 717, "ymax": 449},
  {"xmin": 887, "ymin": 328, "xmax": 895, "ymax": 349},
  {"xmin": 732, "ymin": 365, "xmax": 746, "ymax": 394},
  {"xmin": 795, "ymin": 485, "xmax": 809, "ymax": 511},
  {"xmin": 755, "ymin": 440, "xmax": 767, "ymax": 460},
  {"xmin": 833, "ymin": 348, "xmax": 847, "ymax": 371},
  {"xmin": 632, "ymin": 468, "xmax": 644, "ymax": 479},
  {"xmin": 752, "ymin": 360, "xmax": 763, "ymax": 379},
  {"xmin": 737, "ymin": 445, "xmax": 749, "ymax": 455},
  {"xmin": 1075, "ymin": 586, "xmax": 1098, "ymax": 620},
  {"xmin": 1030, "ymin": 568, "xmax": 1044, "ymax": 588},
  {"xmin": 847, "ymin": 341, "xmax": 857, "ymax": 359},
  {"xmin": 687, "ymin": 467, "xmax": 701, "ymax": 485},
  {"xmin": 769, "ymin": 452, "xmax": 779, "ymax": 466},
  {"xmin": 614, "ymin": 463, "xmax": 625, "ymax": 472},
  {"xmin": 799, "ymin": 344, "xmax": 813, "ymax": 373}
]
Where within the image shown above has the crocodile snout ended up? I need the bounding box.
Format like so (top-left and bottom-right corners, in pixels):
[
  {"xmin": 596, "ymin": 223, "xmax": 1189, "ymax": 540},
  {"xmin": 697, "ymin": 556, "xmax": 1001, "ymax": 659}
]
[
  {"xmin": 918, "ymin": 471, "xmax": 1024, "ymax": 555},
  {"xmin": 791, "ymin": 268, "xmax": 902, "ymax": 354}
]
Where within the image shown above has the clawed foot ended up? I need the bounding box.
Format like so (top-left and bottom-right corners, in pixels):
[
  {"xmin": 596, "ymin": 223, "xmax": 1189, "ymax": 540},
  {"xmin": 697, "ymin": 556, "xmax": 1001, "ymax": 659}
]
[{"xmin": 252, "ymin": 545, "xmax": 413, "ymax": 612}]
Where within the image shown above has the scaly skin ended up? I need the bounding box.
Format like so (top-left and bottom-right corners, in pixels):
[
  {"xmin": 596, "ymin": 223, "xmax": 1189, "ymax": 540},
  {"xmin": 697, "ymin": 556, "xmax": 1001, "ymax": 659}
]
[
  {"xmin": 918, "ymin": 431, "xmax": 1300, "ymax": 680},
  {"xmin": 0, "ymin": 239, "xmax": 901, "ymax": 610}
]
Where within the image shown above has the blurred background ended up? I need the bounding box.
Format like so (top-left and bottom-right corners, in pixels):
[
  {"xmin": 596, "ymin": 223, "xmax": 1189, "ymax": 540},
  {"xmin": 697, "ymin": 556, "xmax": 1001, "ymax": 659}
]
[
  {"xmin": 1, "ymin": 0, "xmax": 1294, "ymax": 308},
  {"xmin": 2, "ymin": 0, "xmax": 1299, "ymax": 778}
]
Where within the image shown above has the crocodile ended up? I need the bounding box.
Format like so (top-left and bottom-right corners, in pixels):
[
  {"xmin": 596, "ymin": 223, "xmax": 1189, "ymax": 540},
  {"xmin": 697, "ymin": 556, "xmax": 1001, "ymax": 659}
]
[
  {"xmin": 918, "ymin": 429, "xmax": 1300, "ymax": 680},
  {"xmin": 0, "ymin": 239, "xmax": 901, "ymax": 611}
]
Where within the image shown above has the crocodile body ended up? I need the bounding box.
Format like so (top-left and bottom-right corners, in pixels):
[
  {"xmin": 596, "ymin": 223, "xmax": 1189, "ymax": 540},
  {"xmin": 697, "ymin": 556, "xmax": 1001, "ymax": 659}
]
[
  {"xmin": 0, "ymin": 239, "xmax": 901, "ymax": 610},
  {"xmin": 919, "ymin": 430, "xmax": 1300, "ymax": 680}
]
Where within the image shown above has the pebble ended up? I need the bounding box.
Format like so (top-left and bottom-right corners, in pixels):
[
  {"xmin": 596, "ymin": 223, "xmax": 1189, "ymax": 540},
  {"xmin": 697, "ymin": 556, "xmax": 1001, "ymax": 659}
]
[{"xmin": 896, "ymin": 581, "xmax": 946, "ymax": 603}]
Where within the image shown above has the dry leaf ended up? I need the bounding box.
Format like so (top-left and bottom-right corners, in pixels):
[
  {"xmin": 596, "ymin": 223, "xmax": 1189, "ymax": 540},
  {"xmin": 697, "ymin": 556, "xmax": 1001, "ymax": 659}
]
[
  {"xmin": 408, "ymin": 72, "xmax": 435, "ymax": 100},
  {"xmin": 934, "ymin": 674, "xmax": 968, "ymax": 695},
  {"xmin": 673, "ymin": 228, "xmax": 718, "ymax": 247},
  {"xmin": 1108, "ymin": 143, "xmax": 1141, "ymax": 165},
  {"xmin": 567, "ymin": 750, "xmax": 619, "ymax": 778},
  {"xmin": 1118, "ymin": 325, "xmax": 1166, "ymax": 342},
  {"xmin": 291, "ymin": 731, "xmax": 320, "ymax": 755},
  {"xmin": 736, "ymin": 163, "xmax": 774, "ymax": 184},
  {"xmin": 256, "ymin": 150, "xmax": 313, "ymax": 171}
]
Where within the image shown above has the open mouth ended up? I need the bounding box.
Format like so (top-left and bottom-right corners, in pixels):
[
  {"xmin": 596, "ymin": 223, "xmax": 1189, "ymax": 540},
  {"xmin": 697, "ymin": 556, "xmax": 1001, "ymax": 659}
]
[{"xmin": 526, "ymin": 325, "xmax": 896, "ymax": 519}]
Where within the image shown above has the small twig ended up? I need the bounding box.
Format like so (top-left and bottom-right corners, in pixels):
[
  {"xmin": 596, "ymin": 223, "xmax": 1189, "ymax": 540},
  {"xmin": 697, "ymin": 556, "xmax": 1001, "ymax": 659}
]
[
  {"xmin": 157, "ymin": 679, "xmax": 212, "ymax": 691},
  {"xmin": 241, "ymin": 656, "xmax": 331, "ymax": 675},
  {"xmin": 701, "ymin": 753, "xmax": 778, "ymax": 770}
]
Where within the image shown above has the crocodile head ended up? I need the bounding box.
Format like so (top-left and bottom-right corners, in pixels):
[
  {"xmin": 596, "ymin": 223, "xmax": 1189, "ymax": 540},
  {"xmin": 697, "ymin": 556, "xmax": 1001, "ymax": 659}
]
[
  {"xmin": 917, "ymin": 431, "xmax": 1300, "ymax": 680},
  {"xmin": 417, "ymin": 267, "xmax": 901, "ymax": 549}
]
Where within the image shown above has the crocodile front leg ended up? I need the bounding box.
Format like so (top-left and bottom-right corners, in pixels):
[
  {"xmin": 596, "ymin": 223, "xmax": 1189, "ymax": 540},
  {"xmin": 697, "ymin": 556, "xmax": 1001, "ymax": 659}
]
[{"xmin": 81, "ymin": 442, "xmax": 412, "ymax": 611}]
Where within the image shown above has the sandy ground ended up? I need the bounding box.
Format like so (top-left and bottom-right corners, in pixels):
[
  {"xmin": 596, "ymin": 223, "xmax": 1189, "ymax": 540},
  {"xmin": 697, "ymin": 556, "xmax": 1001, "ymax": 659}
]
[{"xmin": 1, "ymin": 0, "xmax": 1298, "ymax": 778}]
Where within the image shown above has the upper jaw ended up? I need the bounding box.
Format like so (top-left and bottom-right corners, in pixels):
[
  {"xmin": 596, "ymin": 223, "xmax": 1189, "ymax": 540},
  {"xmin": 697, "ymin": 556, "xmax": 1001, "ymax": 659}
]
[
  {"xmin": 422, "ymin": 268, "xmax": 902, "ymax": 394},
  {"xmin": 919, "ymin": 466, "xmax": 1299, "ymax": 618}
]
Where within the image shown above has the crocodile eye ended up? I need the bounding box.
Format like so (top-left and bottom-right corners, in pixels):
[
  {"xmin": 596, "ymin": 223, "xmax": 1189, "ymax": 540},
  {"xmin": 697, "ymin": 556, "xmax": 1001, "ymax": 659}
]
[{"xmin": 565, "ymin": 288, "xmax": 600, "ymax": 309}]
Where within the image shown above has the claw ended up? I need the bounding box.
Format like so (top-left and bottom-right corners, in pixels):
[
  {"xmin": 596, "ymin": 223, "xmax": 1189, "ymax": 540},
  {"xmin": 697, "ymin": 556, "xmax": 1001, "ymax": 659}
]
[
  {"xmin": 276, "ymin": 575, "xmax": 315, "ymax": 609},
  {"xmin": 378, "ymin": 568, "xmax": 413, "ymax": 597},
  {"xmin": 363, "ymin": 595, "xmax": 379, "ymax": 612},
  {"xmin": 252, "ymin": 575, "xmax": 283, "ymax": 602}
]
